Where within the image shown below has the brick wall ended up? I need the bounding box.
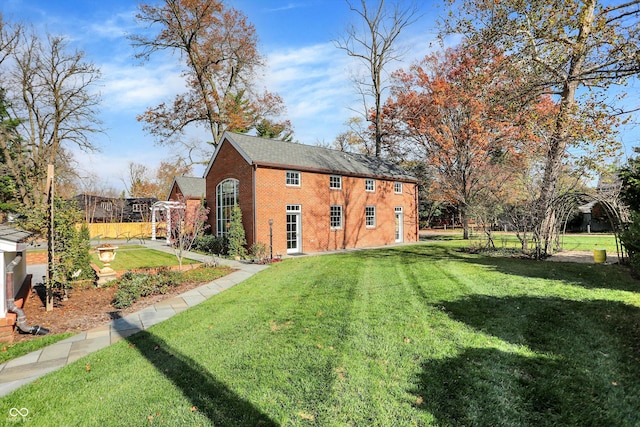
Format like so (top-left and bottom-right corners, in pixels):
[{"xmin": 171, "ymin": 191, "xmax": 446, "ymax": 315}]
[
  {"xmin": 205, "ymin": 141, "xmax": 255, "ymax": 243},
  {"xmin": 254, "ymin": 168, "xmax": 418, "ymax": 254}
]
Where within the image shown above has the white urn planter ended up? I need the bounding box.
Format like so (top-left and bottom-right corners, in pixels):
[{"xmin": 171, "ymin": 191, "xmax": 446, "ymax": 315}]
[{"xmin": 96, "ymin": 245, "xmax": 118, "ymax": 286}]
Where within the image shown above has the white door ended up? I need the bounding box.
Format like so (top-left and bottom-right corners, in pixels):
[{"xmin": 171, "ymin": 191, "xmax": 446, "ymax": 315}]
[
  {"xmin": 286, "ymin": 205, "xmax": 302, "ymax": 254},
  {"xmin": 395, "ymin": 207, "xmax": 404, "ymax": 243}
]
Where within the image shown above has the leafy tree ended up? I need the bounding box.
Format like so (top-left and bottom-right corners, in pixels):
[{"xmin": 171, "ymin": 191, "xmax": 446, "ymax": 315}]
[
  {"xmin": 619, "ymin": 148, "xmax": 640, "ymax": 212},
  {"xmin": 384, "ymin": 45, "xmax": 550, "ymax": 239},
  {"xmin": 0, "ymin": 89, "xmax": 21, "ymax": 218},
  {"xmin": 227, "ymin": 205, "xmax": 247, "ymax": 259},
  {"xmin": 443, "ymin": 0, "xmax": 639, "ymax": 256},
  {"xmin": 619, "ymin": 148, "xmax": 640, "ymax": 271},
  {"xmin": 335, "ymin": 0, "xmax": 419, "ymax": 157},
  {"xmin": 155, "ymin": 158, "xmax": 193, "ymax": 198},
  {"xmin": 131, "ymin": 0, "xmax": 291, "ymax": 163},
  {"xmin": 19, "ymin": 198, "xmax": 94, "ymax": 308}
]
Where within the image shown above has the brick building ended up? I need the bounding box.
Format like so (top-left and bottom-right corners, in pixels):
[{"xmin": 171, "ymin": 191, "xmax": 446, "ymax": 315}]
[
  {"xmin": 167, "ymin": 176, "xmax": 205, "ymax": 206},
  {"xmin": 203, "ymin": 132, "xmax": 419, "ymax": 256}
]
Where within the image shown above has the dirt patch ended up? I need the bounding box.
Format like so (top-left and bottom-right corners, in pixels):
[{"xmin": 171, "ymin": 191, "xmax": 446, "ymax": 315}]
[
  {"xmin": 547, "ymin": 250, "xmax": 619, "ymax": 264},
  {"xmin": 13, "ymin": 279, "xmax": 211, "ymax": 343}
]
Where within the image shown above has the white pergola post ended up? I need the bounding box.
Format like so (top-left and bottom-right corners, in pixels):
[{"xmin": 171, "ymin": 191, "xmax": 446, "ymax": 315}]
[
  {"xmin": 151, "ymin": 206, "xmax": 157, "ymax": 240},
  {"xmin": 150, "ymin": 201, "xmax": 185, "ymax": 246}
]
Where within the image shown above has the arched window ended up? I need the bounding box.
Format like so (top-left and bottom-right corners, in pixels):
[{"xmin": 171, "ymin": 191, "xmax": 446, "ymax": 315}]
[{"xmin": 216, "ymin": 178, "xmax": 239, "ymax": 236}]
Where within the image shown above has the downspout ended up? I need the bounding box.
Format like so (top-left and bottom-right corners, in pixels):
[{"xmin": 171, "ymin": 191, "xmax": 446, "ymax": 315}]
[
  {"xmin": 415, "ymin": 182, "xmax": 419, "ymax": 241},
  {"xmin": 253, "ymin": 163, "xmax": 257, "ymax": 247},
  {"xmin": 6, "ymin": 255, "xmax": 49, "ymax": 336}
]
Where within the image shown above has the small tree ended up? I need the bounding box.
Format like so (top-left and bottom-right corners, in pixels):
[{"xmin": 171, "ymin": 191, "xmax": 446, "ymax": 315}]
[
  {"xmin": 169, "ymin": 197, "xmax": 210, "ymax": 269},
  {"xmin": 227, "ymin": 205, "xmax": 247, "ymax": 259}
]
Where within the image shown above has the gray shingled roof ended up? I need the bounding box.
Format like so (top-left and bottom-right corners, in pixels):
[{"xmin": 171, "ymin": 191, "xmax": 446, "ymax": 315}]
[
  {"xmin": 174, "ymin": 176, "xmax": 205, "ymax": 198},
  {"xmin": 225, "ymin": 132, "xmax": 417, "ymax": 181},
  {"xmin": 0, "ymin": 224, "xmax": 32, "ymax": 243}
]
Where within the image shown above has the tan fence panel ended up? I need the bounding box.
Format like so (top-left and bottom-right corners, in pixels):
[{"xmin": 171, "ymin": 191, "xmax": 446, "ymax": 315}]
[{"xmin": 83, "ymin": 222, "xmax": 165, "ymax": 239}]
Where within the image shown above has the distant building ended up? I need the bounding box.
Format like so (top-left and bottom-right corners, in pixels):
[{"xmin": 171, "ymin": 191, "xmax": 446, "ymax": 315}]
[{"xmin": 73, "ymin": 194, "xmax": 158, "ymax": 223}]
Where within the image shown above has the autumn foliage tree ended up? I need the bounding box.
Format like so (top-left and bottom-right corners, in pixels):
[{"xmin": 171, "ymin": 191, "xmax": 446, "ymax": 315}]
[
  {"xmin": 384, "ymin": 45, "xmax": 552, "ymax": 239},
  {"xmin": 444, "ymin": 0, "xmax": 639, "ymax": 256},
  {"xmin": 131, "ymin": 0, "xmax": 292, "ymax": 164}
]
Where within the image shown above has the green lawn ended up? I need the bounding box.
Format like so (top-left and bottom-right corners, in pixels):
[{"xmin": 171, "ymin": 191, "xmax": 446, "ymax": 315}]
[
  {"xmin": 91, "ymin": 246, "xmax": 198, "ymax": 270},
  {"xmin": 5, "ymin": 242, "xmax": 640, "ymax": 426},
  {"xmin": 427, "ymin": 231, "xmax": 621, "ymax": 253}
]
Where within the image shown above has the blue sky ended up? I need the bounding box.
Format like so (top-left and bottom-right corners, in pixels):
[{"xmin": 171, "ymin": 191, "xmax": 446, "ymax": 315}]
[
  {"xmin": 0, "ymin": 0, "xmax": 442, "ymax": 192},
  {"xmin": 0, "ymin": 1, "xmax": 637, "ymax": 193}
]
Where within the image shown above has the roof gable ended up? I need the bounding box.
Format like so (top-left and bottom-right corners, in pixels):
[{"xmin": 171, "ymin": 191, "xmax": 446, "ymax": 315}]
[
  {"xmin": 168, "ymin": 176, "xmax": 206, "ymax": 200},
  {"xmin": 205, "ymin": 132, "xmax": 417, "ymax": 181}
]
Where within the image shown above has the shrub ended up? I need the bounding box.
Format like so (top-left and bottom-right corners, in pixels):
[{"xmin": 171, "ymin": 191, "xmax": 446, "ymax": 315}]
[
  {"xmin": 194, "ymin": 234, "xmax": 228, "ymax": 255},
  {"xmin": 250, "ymin": 241, "xmax": 269, "ymax": 262},
  {"xmin": 112, "ymin": 270, "xmax": 179, "ymax": 309},
  {"xmin": 619, "ymin": 212, "xmax": 640, "ymax": 274}
]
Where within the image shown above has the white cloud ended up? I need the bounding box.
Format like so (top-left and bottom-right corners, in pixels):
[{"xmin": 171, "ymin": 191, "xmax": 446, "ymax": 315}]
[{"xmin": 99, "ymin": 61, "xmax": 185, "ymax": 112}]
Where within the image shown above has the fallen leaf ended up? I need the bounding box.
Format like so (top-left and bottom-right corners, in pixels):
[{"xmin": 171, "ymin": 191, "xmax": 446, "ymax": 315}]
[
  {"xmin": 147, "ymin": 415, "xmax": 154, "ymax": 422},
  {"xmin": 416, "ymin": 396, "xmax": 424, "ymax": 405},
  {"xmin": 404, "ymin": 337, "xmax": 411, "ymax": 343},
  {"xmin": 612, "ymin": 382, "xmax": 618, "ymax": 386},
  {"xmin": 154, "ymin": 345, "xmax": 160, "ymax": 351},
  {"xmin": 190, "ymin": 406, "xmax": 197, "ymax": 412},
  {"xmin": 298, "ymin": 412, "xmax": 315, "ymax": 421},
  {"xmin": 85, "ymin": 364, "xmax": 91, "ymax": 372},
  {"xmin": 129, "ymin": 343, "xmax": 136, "ymax": 348},
  {"xmin": 317, "ymin": 344, "xmax": 323, "ymax": 349}
]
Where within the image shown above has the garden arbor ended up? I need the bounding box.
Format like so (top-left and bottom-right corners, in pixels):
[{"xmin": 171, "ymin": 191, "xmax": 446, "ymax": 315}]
[
  {"xmin": 150, "ymin": 200, "xmax": 185, "ymax": 245},
  {"xmin": 553, "ymin": 192, "xmax": 629, "ymax": 261}
]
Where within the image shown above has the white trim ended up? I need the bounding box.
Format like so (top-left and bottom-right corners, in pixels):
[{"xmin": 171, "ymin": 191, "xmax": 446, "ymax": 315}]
[{"xmin": 286, "ymin": 170, "xmax": 301, "ymax": 186}]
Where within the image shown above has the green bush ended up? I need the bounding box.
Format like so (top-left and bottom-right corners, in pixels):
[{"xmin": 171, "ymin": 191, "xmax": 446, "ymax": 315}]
[
  {"xmin": 194, "ymin": 234, "xmax": 228, "ymax": 255},
  {"xmin": 619, "ymin": 212, "xmax": 640, "ymax": 274},
  {"xmin": 112, "ymin": 270, "xmax": 179, "ymax": 309}
]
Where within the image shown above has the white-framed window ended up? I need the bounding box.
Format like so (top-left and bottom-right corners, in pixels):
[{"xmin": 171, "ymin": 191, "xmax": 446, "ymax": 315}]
[
  {"xmin": 365, "ymin": 179, "xmax": 375, "ymax": 192},
  {"xmin": 365, "ymin": 206, "xmax": 376, "ymax": 228},
  {"xmin": 394, "ymin": 182, "xmax": 403, "ymax": 194},
  {"xmin": 286, "ymin": 171, "xmax": 300, "ymax": 186},
  {"xmin": 330, "ymin": 205, "xmax": 342, "ymax": 229},
  {"xmin": 330, "ymin": 175, "xmax": 342, "ymax": 190},
  {"xmin": 101, "ymin": 201, "xmax": 112, "ymax": 212},
  {"xmin": 216, "ymin": 178, "xmax": 239, "ymax": 236},
  {"xmin": 132, "ymin": 203, "xmax": 147, "ymax": 213}
]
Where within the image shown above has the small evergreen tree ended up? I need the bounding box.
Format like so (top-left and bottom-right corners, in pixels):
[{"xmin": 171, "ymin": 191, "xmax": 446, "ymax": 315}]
[{"xmin": 227, "ymin": 205, "xmax": 247, "ymax": 259}]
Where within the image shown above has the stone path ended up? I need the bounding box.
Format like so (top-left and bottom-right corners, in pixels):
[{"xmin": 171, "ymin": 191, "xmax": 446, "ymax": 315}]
[{"xmin": 0, "ymin": 240, "xmax": 268, "ymax": 397}]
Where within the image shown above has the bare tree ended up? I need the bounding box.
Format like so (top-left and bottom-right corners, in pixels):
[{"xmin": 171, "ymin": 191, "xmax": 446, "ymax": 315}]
[
  {"xmin": 1, "ymin": 27, "xmax": 102, "ymax": 210},
  {"xmin": 169, "ymin": 195, "xmax": 210, "ymax": 269},
  {"xmin": 335, "ymin": 0, "xmax": 419, "ymax": 157}
]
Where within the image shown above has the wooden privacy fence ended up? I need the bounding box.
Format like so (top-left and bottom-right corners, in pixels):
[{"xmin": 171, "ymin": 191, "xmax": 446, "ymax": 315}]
[{"xmin": 82, "ymin": 222, "xmax": 166, "ymax": 240}]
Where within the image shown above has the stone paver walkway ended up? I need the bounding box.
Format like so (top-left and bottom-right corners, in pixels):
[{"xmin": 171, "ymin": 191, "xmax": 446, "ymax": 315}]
[{"xmin": 0, "ymin": 240, "xmax": 268, "ymax": 397}]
